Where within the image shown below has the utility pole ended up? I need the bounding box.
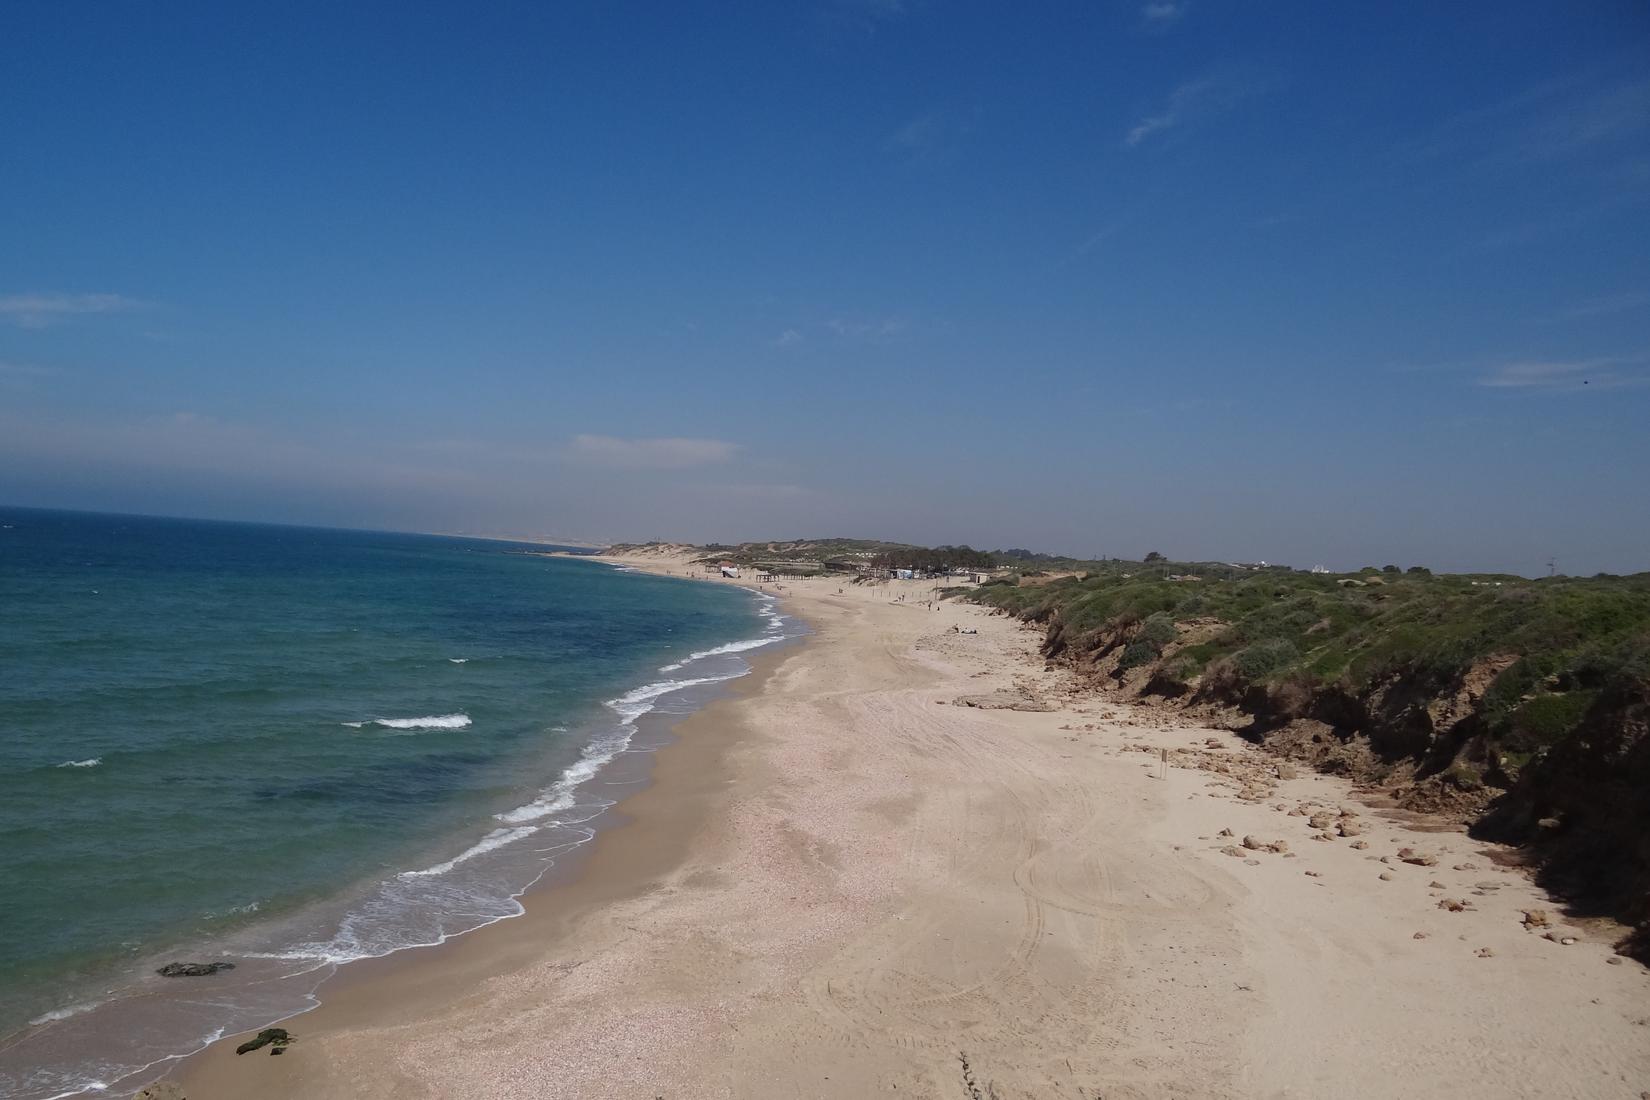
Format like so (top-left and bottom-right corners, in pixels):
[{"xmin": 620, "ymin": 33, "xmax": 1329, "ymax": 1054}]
[{"xmin": 1547, "ymin": 557, "xmax": 1557, "ymax": 577}]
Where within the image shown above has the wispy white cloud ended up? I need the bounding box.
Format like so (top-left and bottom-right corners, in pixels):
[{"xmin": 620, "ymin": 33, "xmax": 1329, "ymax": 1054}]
[
  {"xmin": 1408, "ymin": 73, "xmax": 1650, "ymax": 169},
  {"xmin": 0, "ymin": 293, "xmax": 139, "ymax": 328},
  {"xmin": 1140, "ymin": 1, "xmax": 1187, "ymax": 29},
  {"xmin": 825, "ymin": 316, "xmax": 908, "ymax": 343},
  {"xmin": 0, "ymin": 360, "xmax": 58, "ymax": 378},
  {"xmin": 1548, "ymin": 290, "xmax": 1650, "ymax": 322},
  {"xmin": 567, "ymin": 434, "xmax": 740, "ymax": 469},
  {"xmin": 771, "ymin": 328, "xmax": 804, "ymax": 348},
  {"xmin": 819, "ymin": 0, "xmax": 907, "ymax": 36},
  {"xmin": 884, "ymin": 111, "xmax": 969, "ymax": 165},
  {"xmin": 1478, "ymin": 355, "xmax": 1646, "ymax": 389},
  {"xmin": 1522, "ymin": 77, "xmax": 1650, "ymax": 160},
  {"xmin": 1125, "ymin": 71, "xmax": 1270, "ymax": 148}
]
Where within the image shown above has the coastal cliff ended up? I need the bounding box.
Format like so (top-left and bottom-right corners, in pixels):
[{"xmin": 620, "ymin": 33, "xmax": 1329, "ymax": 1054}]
[{"xmin": 964, "ymin": 567, "xmax": 1650, "ymax": 959}]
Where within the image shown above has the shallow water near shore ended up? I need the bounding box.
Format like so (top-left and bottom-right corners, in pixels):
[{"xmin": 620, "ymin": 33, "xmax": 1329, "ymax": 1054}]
[{"xmin": 0, "ymin": 508, "xmax": 793, "ymax": 1098}]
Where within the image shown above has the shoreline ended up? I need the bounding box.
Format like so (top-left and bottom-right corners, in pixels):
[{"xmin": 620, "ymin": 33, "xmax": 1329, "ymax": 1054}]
[
  {"xmin": 162, "ymin": 555, "xmax": 1650, "ymax": 1099},
  {"xmin": 169, "ymin": 570, "xmax": 805, "ymax": 1098},
  {"xmin": 1, "ymin": 557, "xmax": 790, "ymax": 1100}
]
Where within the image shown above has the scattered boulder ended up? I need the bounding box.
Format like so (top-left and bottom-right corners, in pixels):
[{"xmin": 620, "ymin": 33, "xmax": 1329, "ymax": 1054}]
[
  {"xmin": 1308, "ymin": 811, "xmax": 1336, "ymax": 830},
  {"xmin": 156, "ymin": 961, "xmax": 236, "ymax": 978},
  {"xmin": 235, "ymin": 1028, "xmax": 291, "ymax": 1056},
  {"xmin": 1379, "ymin": 872, "xmax": 1394, "ymax": 881},
  {"xmin": 1438, "ymin": 898, "xmax": 1474, "ymax": 912},
  {"xmin": 1413, "ymin": 932, "xmax": 1429, "ymax": 939},
  {"xmin": 1475, "ymin": 947, "xmax": 1496, "ymax": 958},
  {"xmin": 1398, "ymin": 848, "xmax": 1438, "ymax": 867},
  {"xmin": 1337, "ymin": 819, "xmax": 1364, "ymax": 837},
  {"xmin": 1350, "ymin": 840, "xmax": 1370, "ymax": 850},
  {"xmin": 1521, "ymin": 909, "xmax": 1552, "ymax": 930},
  {"xmin": 1241, "ymin": 835, "xmax": 1289, "ymax": 854}
]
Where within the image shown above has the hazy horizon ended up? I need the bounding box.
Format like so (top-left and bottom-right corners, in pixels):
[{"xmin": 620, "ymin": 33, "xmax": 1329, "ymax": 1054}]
[{"xmin": 3, "ymin": 3, "xmax": 1647, "ymax": 576}]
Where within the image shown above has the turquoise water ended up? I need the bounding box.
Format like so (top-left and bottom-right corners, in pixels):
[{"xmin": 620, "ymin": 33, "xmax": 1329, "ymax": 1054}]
[{"xmin": 0, "ymin": 508, "xmax": 788, "ymax": 1098}]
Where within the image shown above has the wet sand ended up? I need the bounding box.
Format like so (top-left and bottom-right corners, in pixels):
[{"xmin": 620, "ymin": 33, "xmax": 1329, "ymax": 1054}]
[{"xmin": 167, "ymin": 558, "xmax": 1650, "ymax": 1100}]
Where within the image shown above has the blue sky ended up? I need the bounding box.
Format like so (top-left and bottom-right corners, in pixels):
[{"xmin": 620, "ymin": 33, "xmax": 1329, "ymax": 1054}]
[{"xmin": 2, "ymin": 1, "xmax": 1647, "ymax": 573}]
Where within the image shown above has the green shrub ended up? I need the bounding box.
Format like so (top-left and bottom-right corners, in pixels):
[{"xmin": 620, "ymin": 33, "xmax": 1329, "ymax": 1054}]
[
  {"xmin": 1140, "ymin": 612, "xmax": 1178, "ymax": 645},
  {"xmin": 1506, "ymin": 691, "xmax": 1597, "ymax": 751},
  {"xmin": 1233, "ymin": 638, "xmax": 1299, "ymax": 682},
  {"xmin": 1118, "ymin": 639, "xmax": 1160, "ymax": 670}
]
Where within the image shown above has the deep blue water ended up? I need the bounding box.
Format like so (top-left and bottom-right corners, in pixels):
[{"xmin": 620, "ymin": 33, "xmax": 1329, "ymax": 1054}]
[{"xmin": 0, "ymin": 507, "xmax": 787, "ymax": 1098}]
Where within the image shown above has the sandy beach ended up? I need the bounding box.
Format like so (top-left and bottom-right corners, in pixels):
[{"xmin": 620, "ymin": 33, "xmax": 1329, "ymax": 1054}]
[{"xmin": 167, "ymin": 553, "xmax": 1650, "ymax": 1100}]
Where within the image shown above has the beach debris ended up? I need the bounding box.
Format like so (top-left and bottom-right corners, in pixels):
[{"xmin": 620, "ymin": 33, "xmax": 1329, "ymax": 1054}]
[
  {"xmin": 135, "ymin": 1085, "xmax": 187, "ymax": 1100},
  {"xmin": 156, "ymin": 961, "xmax": 236, "ymax": 978},
  {"xmin": 235, "ymin": 1027, "xmax": 292, "ymax": 1055}
]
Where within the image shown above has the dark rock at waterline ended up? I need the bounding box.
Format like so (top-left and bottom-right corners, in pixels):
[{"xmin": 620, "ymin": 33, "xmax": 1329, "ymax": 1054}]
[
  {"xmin": 235, "ymin": 1027, "xmax": 291, "ymax": 1055},
  {"xmin": 156, "ymin": 961, "xmax": 237, "ymax": 977}
]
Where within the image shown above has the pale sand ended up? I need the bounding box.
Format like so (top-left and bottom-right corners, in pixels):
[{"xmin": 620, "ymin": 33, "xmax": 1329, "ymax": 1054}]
[{"xmin": 169, "ymin": 554, "xmax": 1650, "ymax": 1099}]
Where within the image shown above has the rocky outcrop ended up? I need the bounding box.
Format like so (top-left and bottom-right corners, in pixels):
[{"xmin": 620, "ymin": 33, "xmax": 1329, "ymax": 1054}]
[
  {"xmin": 156, "ymin": 961, "xmax": 236, "ymax": 977},
  {"xmin": 1008, "ymin": 605, "xmax": 1650, "ymax": 960},
  {"xmin": 235, "ymin": 1027, "xmax": 291, "ymax": 1055}
]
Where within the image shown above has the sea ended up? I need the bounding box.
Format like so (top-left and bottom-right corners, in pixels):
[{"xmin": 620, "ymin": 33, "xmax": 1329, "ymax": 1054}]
[{"xmin": 0, "ymin": 507, "xmax": 795, "ymax": 1099}]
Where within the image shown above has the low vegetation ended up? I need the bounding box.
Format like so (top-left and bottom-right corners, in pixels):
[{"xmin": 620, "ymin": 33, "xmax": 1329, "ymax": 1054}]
[{"xmin": 963, "ymin": 561, "xmax": 1650, "ymax": 957}]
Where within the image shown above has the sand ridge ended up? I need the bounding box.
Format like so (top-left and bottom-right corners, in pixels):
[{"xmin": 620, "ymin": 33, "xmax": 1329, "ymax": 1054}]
[{"xmin": 169, "ymin": 555, "xmax": 1650, "ymax": 1099}]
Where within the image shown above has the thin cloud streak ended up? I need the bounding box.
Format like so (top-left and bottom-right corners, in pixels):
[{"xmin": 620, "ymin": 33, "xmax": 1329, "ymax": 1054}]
[
  {"xmin": 1125, "ymin": 71, "xmax": 1271, "ymax": 148},
  {"xmin": 566, "ymin": 434, "xmax": 740, "ymax": 469},
  {"xmin": 1549, "ymin": 290, "xmax": 1650, "ymax": 322},
  {"xmin": 1478, "ymin": 356, "xmax": 1646, "ymax": 389},
  {"xmin": 1140, "ymin": 2, "xmax": 1187, "ymax": 29},
  {"xmin": 0, "ymin": 293, "xmax": 140, "ymax": 327}
]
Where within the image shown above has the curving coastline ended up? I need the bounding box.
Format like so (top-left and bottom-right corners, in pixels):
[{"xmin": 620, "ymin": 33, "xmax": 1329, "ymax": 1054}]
[
  {"xmin": 1, "ymin": 561, "xmax": 796, "ymax": 1100},
  {"xmin": 159, "ymin": 553, "xmax": 1650, "ymax": 1100}
]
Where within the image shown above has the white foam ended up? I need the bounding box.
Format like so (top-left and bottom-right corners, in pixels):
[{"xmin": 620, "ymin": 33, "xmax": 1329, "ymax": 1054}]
[
  {"xmin": 343, "ymin": 713, "xmax": 471, "ymax": 731},
  {"xmin": 604, "ymin": 675, "xmax": 729, "ymax": 724},
  {"xmin": 494, "ymin": 737, "xmax": 620, "ymax": 824},
  {"xmin": 659, "ymin": 635, "xmax": 781, "ymax": 671},
  {"xmin": 447, "ymin": 657, "xmax": 469, "ymax": 664},
  {"xmin": 28, "ymin": 1000, "xmax": 105, "ymax": 1026},
  {"xmin": 399, "ymin": 825, "xmax": 539, "ymax": 877},
  {"xmin": 56, "ymin": 758, "xmax": 101, "ymax": 768}
]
